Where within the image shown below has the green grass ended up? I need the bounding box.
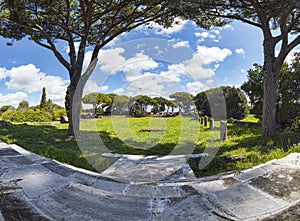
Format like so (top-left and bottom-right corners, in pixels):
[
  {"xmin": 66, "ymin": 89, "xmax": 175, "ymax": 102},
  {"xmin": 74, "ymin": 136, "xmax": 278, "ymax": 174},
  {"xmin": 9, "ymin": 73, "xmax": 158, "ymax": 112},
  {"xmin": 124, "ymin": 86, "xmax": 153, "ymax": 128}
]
[{"xmin": 0, "ymin": 115, "xmax": 299, "ymax": 177}]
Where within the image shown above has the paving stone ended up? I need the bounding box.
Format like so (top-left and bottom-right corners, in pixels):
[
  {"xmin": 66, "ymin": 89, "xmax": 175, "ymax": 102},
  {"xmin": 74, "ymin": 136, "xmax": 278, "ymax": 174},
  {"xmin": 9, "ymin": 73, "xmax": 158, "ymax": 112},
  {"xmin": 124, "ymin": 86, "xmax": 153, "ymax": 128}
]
[
  {"xmin": 101, "ymin": 155, "xmax": 195, "ymax": 183},
  {"xmin": 0, "ymin": 147, "xmax": 21, "ymax": 157},
  {"xmin": 17, "ymin": 172, "xmax": 71, "ymax": 199},
  {"xmin": 249, "ymin": 167, "xmax": 300, "ymax": 203},
  {"xmin": 154, "ymin": 194, "xmax": 231, "ymax": 221},
  {"xmin": 32, "ymin": 183, "xmax": 153, "ymax": 221},
  {"xmin": 1, "ymin": 139, "xmax": 300, "ymax": 220},
  {"xmin": 0, "ymin": 164, "xmax": 50, "ymax": 182},
  {"xmin": 210, "ymin": 183, "xmax": 288, "ymax": 220}
]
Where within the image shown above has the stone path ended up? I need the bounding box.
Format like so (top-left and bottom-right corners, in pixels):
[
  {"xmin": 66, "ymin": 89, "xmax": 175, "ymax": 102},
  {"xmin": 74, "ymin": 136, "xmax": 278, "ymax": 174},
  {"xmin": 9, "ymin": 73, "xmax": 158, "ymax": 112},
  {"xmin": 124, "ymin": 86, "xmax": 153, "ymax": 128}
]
[{"xmin": 0, "ymin": 140, "xmax": 300, "ymax": 220}]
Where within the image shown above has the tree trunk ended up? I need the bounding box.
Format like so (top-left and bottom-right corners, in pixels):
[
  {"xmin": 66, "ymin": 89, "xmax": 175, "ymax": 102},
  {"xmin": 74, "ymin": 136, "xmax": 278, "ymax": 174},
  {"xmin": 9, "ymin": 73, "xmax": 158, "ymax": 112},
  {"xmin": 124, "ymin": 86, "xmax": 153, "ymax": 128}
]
[
  {"xmin": 262, "ymin": 34, "xmax": 279, "ymax": 138},
  {"xmin": 262, "ymin": 67, "xmax": 278, "ymax": 137},
  {"xmin": 67, "ymin": 80, "xmax": 81, "ymax": 138},
  {"xmin": 67, "ymin": 59, "xmax": 98, "ymax": 138}
]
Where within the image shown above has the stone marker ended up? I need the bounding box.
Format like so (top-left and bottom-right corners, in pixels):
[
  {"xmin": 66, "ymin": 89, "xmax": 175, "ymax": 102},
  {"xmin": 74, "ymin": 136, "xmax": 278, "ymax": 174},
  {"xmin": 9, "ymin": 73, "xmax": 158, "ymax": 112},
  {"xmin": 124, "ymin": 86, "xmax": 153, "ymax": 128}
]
[
  {"xmin": 220, "ymin": 120, "xmax": 227, "ymax": 140},
  {"xmin": 204, "ymin": 116, "xmax": 208, "ymax": 127},
  {"xmin": 60, "ymin": 116, "xmax": 69, "ymax": 124},
  {"xmin": 210, "ymin": 118, "xmax": 214, "ymax": 130}
]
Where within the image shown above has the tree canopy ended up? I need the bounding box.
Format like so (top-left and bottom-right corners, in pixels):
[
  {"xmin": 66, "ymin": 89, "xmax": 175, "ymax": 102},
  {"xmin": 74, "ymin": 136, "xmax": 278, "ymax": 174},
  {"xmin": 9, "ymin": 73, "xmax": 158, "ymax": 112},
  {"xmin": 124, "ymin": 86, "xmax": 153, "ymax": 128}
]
[
  {"xmin": 169, "ymin": 92, "xmax": 194, "ymax": 114},
  {"xmin": 0, "ymin": 0, "xmax": 184, "ymax": 137},
  {"xmin": 195, "ymin": 86, "xmax": 249, "ymax": 120},
  {"xmin": 184, "ymin": 0, "xmax": 300, "ymax": 137},
  {"xmin": 242, "ymin": 53, "xmax": 300, "ymax": 128}
]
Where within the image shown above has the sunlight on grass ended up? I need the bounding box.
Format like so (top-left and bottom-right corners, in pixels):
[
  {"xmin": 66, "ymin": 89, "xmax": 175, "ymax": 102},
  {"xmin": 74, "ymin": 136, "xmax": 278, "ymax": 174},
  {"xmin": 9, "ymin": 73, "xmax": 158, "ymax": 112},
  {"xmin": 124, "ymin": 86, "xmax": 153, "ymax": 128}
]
[{"xmin": 0, "ymin": 114, "xmax": 299, "ymax": 177}]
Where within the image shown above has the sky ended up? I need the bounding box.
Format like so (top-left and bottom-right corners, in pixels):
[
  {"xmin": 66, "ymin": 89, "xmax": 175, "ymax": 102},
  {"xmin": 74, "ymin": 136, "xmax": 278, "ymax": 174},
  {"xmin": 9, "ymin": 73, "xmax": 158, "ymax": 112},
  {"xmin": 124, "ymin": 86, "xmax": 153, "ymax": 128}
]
[{"xmin": 0, "ymin": 19, "xmax": 299, "ymax": 108}]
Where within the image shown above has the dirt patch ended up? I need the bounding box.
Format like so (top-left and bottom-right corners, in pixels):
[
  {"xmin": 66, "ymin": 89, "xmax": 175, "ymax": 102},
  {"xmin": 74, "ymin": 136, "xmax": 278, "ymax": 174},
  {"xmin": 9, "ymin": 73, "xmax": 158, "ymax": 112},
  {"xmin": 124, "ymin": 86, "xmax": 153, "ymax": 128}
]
[{"xmin": 0, "ymin": 183, "xmax": 50, "ymax": 221}]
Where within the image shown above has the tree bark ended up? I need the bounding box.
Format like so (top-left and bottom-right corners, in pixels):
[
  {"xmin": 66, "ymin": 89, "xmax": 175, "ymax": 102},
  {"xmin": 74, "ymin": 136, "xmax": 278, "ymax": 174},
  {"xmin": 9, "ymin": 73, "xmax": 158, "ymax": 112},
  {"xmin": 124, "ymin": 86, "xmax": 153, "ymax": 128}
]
[
  {"xmin": 262, "ymin": 36, "xmax": 278, "ymax": 138},
  {"xmin": 67, "ymin": 59, "xmax": 98, "ymax": 137},
  {"xmin": 262, "ymin": 67, "xmax": 278, "ymax": 137}
]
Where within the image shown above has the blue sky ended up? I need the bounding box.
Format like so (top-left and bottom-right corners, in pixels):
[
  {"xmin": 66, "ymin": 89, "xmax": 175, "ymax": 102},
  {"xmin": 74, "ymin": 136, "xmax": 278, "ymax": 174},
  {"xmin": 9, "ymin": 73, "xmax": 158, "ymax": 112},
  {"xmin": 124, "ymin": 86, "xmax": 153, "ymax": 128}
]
[{"xmin": 0, "ymin": 19, "xmax": 298, "ymax": 107}]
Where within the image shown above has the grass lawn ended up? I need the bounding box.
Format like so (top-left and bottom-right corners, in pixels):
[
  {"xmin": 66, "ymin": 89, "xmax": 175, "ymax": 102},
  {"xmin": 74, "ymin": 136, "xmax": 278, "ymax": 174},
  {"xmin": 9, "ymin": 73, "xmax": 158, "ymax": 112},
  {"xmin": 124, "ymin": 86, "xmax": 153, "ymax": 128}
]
[{"xmin": 0, "ymin": 115, "xmax": 299, "ymax": 177}]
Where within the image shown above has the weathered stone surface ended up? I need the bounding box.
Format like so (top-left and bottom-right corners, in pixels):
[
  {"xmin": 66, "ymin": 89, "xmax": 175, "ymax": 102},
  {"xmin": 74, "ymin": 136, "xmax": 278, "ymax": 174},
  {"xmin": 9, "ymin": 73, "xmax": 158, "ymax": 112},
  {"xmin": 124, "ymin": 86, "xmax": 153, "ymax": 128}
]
[
  {"xmin": 1, "ymin": 141, "xmax": 300, "ymax": 220},
  {"xmin": 100, "ymin": 154, "xmax": 195, "ymax": 183}
]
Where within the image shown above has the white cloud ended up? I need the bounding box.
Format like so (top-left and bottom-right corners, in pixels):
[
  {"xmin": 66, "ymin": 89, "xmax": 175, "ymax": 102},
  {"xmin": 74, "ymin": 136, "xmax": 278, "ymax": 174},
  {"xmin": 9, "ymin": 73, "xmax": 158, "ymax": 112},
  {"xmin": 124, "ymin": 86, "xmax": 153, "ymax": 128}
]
[
  {"xmin": 114, "ymin": 88, "xmax": 125, "ymax": 94},
  {"xmin": 1, "ymin": 64, "xmax": 69, "ymax": 106},
  {"xmin": 97, "ymin": 48, "xmax": 126, "ymax": 74},
  {"xmin": 0, "ymin": 67, "xmax": 8, "ymax": 80},
  {"xmin": 172, "ymin": 41, "xmax": 190, "ymax": 49},
  {"xmin": 121, "ymin": 53, "xmax": 159, "ymax": 81},
  {"xmin": 235, "ymin": 48, "xmax": 246, "ymax": 55},
  {"xmin": 0, "ymin": 92, "xmax": 28, "ymax": 107},
  {"xmin": 219, "ymin": 24, "xmax": 234, "ymax": 30},
  {"xmin": 83, "ymin": 80, "xmax": 108, "ymax": 95},
  {"xmin": 196, "ymin": 46, "xmax": 232, "ymax": 65},
  {"xmin": 186, "ymin": 81, "xmax": 209, "ymax": 95},
  {"xmin": 145, "ymin": 18, "xmax": 188, "ymax": 35},
  {"xmin": 195, "ymin": 29, "xmax": 221, "ymax": 43}
]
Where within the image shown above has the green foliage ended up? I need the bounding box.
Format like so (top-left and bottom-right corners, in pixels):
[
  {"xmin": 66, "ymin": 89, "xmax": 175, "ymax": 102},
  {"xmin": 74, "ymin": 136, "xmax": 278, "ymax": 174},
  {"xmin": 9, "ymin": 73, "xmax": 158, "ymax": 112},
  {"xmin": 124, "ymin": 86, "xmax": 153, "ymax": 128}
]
[
  {"xmin": 0, "ymin": 105, "xmax": 15, "ymax": 117},
  {"xmin": 65, "ymin": 85, "xmax": 70, "ymax": 119},
  {"xmin": 40, "ymin": 87, "xmax": 47, "ymax": 110},
  {"xmin": 0, "ymin": 116, "xmax": 298, "ymax": 177},
  {"xmin": 51, "ymin": 109, "xmax": 67, "ymax": 121},
  {"xmin": 225, "ymin": 87, "xmax": 249, "ymax": 120},
  {"xmin": 241, "ymin": 64, "xmax": 263, "ymax": 119},
  {"xmin": 195, "ymin": 86, "xmax": 249, "ymax": 120},
  {"xmin": 242, "ymin": 57, "xmax": 300, "ymax": 128},
  {"xmin": 17, "ymin": 100, "xmax": 29, "ymax": 111},
  {"xmin": 111, "ymin": 95, "xmax": 130, "ymax": 115},
  {"xmin": 169, "ymin": 92, "xmax": 194, "ymax": 114},
  {"xmin": 2, "ymin": 110, "xmax": 25, "ymax": 122},
  {"xmin": 23, "ymin": 109, "xmax": 52, "ymax": 122},
  {"xmin": 82, "ymin": 92, "xmax": 115, "ymax": 115}
]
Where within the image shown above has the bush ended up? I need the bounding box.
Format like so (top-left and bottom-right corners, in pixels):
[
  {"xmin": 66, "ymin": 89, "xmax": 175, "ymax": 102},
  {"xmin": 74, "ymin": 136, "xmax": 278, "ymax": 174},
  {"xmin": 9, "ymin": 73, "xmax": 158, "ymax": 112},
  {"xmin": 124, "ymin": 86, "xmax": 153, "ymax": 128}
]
[
  {"xmin": 134, "ymin": 109, "xmax": 147, "ymax": 117},
  {"xmin": 23, "ymin": 110, "xmax": 52, "ymax": 122},
  {"xmin": 195, "ymin": 86, "xmax": 249, "ymax": 120},
  {"xmin": 2, "ymin": 110, "xmax": 26, "ymax": 122},
  {"xmin": 51, "ymin": 109, "xmax": 67, "ymax": 121}
]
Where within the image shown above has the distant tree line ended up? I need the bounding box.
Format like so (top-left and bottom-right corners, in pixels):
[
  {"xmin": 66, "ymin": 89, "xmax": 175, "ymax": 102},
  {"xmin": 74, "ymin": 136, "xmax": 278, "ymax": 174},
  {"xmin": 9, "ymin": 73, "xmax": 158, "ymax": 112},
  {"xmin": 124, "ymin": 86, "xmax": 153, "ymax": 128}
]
[
  {"xmin": 0, "ymin": 87, "xmax": 66, "ymax": 122},
  {"xmin": 82, "ymin": 86, "xmax": 249, "ymax": 120}
]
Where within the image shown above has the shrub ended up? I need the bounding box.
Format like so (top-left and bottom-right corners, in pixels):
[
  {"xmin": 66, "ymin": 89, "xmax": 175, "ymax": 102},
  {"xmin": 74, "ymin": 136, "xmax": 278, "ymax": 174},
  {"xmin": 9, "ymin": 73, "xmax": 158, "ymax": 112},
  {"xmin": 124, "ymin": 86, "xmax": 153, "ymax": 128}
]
[
  {"xmin": 51, "ymin": 109, "xmax": 67, "ymax": 121},
  {"xmin": 2, "ymin": 110, "xmax": 26, "ymax": 122},
  {"xmin": 195, "ymin": 86, "xmax": 249, "ymax": 120},
  {"xmin": 23, "ymin": 110, "xmax": 52, "ymax": 122}
]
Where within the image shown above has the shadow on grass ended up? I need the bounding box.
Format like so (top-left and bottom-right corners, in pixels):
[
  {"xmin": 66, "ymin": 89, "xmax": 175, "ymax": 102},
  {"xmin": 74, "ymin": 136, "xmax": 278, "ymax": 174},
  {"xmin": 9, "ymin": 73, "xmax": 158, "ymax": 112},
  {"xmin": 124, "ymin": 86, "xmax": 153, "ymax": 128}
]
[
  {"xmin": 191, "ymin": 123, "xmax": 300, "ymax": 177},
  {"xmin": 1, "ymin": 122, "xmax": 299, "ymax": 178},
  {"xmin": 0, "ymin": 123, "xmax": 96, "ymax": 171}
]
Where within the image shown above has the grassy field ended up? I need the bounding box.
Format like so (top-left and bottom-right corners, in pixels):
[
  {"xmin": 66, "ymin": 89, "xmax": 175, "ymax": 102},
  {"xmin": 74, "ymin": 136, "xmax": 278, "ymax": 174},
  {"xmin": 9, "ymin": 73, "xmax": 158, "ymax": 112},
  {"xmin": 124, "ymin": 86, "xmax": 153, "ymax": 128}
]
[{"xmin": 0, "ymin": 115, "xmax": 299, "ymax": 177}]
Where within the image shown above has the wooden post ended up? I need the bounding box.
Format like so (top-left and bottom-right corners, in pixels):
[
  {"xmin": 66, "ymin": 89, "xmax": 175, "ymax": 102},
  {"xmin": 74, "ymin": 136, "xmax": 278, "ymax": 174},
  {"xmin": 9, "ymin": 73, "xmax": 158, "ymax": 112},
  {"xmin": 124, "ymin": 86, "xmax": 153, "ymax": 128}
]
[
  {"xmin": 220, "ymin": 120, "xmax": 227, "ymax": 140},
  {"xmin": 210, "ymin": 118, "xmax": 214, "ymax": 130},
  {"xmin": 200, "ymin": 117, "xmax": 204, "ymax": 125},
  {"xmin": 204, "ymin": 116, "xmax": 208, "ymax": 127}
]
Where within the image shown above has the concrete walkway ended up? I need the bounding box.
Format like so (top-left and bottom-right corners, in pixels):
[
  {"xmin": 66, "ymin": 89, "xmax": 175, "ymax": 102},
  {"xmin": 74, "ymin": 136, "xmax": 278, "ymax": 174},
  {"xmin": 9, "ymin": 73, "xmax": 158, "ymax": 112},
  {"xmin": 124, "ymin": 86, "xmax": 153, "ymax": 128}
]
[{"xmin": 0, "ymin": 140, "xmax": 300, "ymax": 220}]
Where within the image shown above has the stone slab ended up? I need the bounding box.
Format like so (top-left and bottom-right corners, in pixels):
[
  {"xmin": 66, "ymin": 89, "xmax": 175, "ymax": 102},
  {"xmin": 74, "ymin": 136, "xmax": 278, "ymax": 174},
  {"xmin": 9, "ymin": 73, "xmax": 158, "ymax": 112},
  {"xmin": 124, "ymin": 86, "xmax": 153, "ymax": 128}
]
[
  {"xmin": 101, "ymin": 154, "xmax": 195, "ymax": 183},
  {"xmin": 1, "ymin": 139, "xmax": 300, "ymax": 220},
  {"xmin": 32, "ymin": 183, "xmax": 153, "ymax": 221},
  {"xmin": 17, "ymin": 172, "xmax": 71, "ymax": 199},
  {"xmin": 210, "ymin": 183, "xmax": 288, "ymax": 220}
]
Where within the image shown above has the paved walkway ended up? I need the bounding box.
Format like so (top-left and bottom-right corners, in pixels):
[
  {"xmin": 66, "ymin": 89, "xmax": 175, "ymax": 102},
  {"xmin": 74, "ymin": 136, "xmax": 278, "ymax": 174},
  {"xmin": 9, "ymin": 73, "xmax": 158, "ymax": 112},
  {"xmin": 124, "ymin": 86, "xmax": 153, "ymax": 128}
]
[{"xmin": 0, "ymin": 140, "xmax": 300, "ymax": 220}]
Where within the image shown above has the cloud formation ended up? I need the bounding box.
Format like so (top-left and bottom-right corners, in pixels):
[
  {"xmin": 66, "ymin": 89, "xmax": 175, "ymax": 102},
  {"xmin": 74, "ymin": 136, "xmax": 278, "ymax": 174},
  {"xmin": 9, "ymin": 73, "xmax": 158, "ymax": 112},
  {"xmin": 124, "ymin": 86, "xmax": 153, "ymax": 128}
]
[
  {"xmin": 0, "ymin": 92, "xmax": 28, "ymax": 107},
  {"xmin": 0, "ymin": 64, "xmax": 69, "ymax": 106}
]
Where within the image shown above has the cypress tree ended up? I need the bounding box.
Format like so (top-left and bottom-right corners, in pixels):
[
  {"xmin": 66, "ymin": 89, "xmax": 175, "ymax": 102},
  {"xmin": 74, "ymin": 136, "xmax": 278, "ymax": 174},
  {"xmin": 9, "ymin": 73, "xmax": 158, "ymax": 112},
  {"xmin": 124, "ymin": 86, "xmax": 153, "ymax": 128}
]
[{"xmin": 40, "ymin": 87, "xmax": 47, "ymax": 110}]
